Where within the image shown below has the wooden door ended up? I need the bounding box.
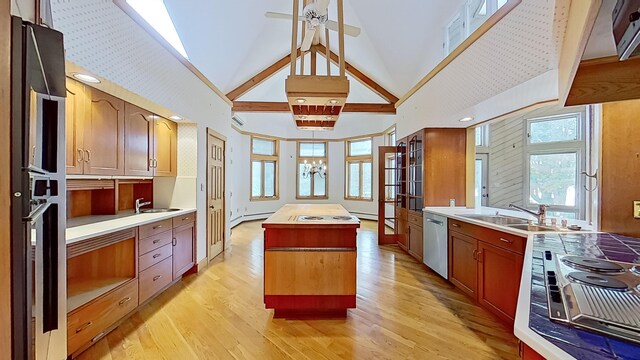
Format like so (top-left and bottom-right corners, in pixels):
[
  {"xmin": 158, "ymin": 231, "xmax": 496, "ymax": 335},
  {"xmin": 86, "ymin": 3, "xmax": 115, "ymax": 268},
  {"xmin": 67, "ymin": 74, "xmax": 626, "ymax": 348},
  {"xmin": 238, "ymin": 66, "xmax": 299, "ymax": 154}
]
[
  {"xmin": 449, "ymin": 231, "xmax": 478, "ymax": 299},
  {"xmin": 84, "ymin": 87, "xmax": 125, "ymax": 175},
  {"xmin": 65, "ymin": 78, "xmax": 86, "ymax": 174},
  {"xmin": 377, "ymin": 146, "xmax": 401, "ymax": 244},
  {"xmin": 172, "ymin": 222, "xmax": 195, "ymax": 280},
  {"xmin": 207, "ymin": 130, "xmax": 225, "ymax": 261},
  {"xmin": 154, "ymin": 117, "xmax": 177, "ymax": 177},
  {"xmin": 477, "ymin": 241, "xmax": 523, "ymax": 324},
  {"xmin": 408, "ymin": 222, "xmax": 423, "ymax": 262},
  {"xmin": 124, "ymin": 103, "xmax": 154, "ymax": 176}
]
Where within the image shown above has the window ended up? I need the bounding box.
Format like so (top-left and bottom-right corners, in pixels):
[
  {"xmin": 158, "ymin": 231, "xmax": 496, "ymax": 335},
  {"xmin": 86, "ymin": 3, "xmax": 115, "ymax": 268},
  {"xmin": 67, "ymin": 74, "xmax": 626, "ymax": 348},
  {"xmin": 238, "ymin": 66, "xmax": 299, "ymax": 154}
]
[
  {"xmin": 251, "ymin": 137, "xmax": 278, "ymax": 200},
  {"xmin": 445, "ymin": 0, "xmax": 510, "ymax": 56},
  {"xmin": 475, "ymin": 125, "xmax": 489, "ymax": 147},
  {"xmin": 387, "ymin": 130, "xmax": 396, "ymax": 147},
  {"xmin": 385, "ymin": 129, "xmax": 397, "ymax": 200},
  {"xmin": 525, "ymin": 112, "xmax": 586, "ymax": 219},
  {"xmin": 345, "ymin": 138, "xmax": 373, "ymax": 200},
  {"xmin": 297, "ymin": 141, "xmax": 328, "ymax": 199},
  {"xmin": 126, "ymin": 0, "xmax": 189, "ymax": 58}
]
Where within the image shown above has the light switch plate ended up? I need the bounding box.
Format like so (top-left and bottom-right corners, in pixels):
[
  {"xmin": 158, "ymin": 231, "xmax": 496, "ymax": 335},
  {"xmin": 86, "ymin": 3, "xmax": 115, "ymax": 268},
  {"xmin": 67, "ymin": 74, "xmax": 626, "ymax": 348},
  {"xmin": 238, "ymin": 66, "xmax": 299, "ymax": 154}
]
[{"xmin": 635, "ymin": 201, "xmax": 640, "ymax": 219}]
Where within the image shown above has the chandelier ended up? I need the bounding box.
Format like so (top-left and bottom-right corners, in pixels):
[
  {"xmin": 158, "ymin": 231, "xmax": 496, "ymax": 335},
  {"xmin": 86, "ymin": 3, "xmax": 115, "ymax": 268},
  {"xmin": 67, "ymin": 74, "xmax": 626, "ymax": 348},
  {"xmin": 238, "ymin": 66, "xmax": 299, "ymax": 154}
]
[{"xmin": 301, "ymin": 131, "xmax": 326, "ymax": 179}]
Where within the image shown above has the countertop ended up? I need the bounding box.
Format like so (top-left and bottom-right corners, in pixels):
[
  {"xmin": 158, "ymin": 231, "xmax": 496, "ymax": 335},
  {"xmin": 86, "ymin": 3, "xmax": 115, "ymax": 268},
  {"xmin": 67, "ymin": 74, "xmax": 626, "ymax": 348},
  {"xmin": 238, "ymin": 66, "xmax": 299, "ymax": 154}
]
[
  {"xmin": 422, "ymin": 206, "xmax": 639, "ymax": 360},
  {"xmin": 66, "ymin": 208, "xmax": 196, "ymax": 245},
  {"xmin": 262, "ymin": 204, "xmax": 360, "ymax": 226}
]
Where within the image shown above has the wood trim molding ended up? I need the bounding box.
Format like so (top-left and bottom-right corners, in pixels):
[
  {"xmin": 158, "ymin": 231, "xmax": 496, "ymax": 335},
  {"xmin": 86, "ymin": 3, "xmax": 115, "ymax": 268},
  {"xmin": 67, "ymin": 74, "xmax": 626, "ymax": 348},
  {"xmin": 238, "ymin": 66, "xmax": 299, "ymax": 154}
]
[
  {"xmin": 232, "ymin": 101, "xmax": 396, "ymax": 114},
  {"xmin": 395, "ymin": 0, "xmax": 522, "ymax": 108},
  {"xmin": 566, "ymin": 55, "xmax": 640, "ymax": 106},
  {"xmin": 0, "ymin": 0, "xmax": 12, "ymax": 356},
  {"xmin": 314, "ymin": 44, "xmax": 398, "ymax": 104},
  {"xmin": 227, "ymin": 50, "xmax": 302, "ymax": 101},
  {"xmin": 112, "ymin": 0, "xmax": 232, "ymax": 107}
]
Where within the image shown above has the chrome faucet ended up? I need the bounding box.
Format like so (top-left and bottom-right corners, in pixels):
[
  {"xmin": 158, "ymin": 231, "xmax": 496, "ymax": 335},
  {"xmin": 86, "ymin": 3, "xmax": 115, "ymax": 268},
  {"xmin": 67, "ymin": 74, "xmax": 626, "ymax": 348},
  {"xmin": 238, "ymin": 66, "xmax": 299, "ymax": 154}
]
[
  {"xmin": 135, "ymin": 198, "xmax": 151, "ymax": 214},
  {"xmin": 508, "ymin": 203, "xmax": 547, "ymax": 224}
]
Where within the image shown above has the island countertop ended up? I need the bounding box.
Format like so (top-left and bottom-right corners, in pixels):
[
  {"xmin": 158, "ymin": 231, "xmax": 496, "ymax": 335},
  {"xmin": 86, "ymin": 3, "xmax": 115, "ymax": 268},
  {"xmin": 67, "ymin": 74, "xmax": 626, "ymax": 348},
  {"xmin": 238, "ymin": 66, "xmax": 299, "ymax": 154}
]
[{"xmin": 262, "ymin": 204, "xmax": 360, "ymax": 226}]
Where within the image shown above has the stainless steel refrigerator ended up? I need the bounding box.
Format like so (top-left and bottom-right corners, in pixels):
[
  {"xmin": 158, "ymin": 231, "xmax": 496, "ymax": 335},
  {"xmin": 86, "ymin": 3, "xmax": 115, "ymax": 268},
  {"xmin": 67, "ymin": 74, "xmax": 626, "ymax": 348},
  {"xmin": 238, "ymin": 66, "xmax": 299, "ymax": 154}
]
[{"xmin": 10, "ymin": 16, "xmax": 67, "ymax": 360}]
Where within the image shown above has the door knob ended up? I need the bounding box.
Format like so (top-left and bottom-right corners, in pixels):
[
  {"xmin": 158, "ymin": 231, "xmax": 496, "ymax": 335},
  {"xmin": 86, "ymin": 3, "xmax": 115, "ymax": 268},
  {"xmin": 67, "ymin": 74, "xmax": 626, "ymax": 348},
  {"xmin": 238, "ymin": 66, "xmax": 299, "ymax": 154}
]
[{"xmin": 209, "ymin": 205, "xmax": 215, "ymax": 209}]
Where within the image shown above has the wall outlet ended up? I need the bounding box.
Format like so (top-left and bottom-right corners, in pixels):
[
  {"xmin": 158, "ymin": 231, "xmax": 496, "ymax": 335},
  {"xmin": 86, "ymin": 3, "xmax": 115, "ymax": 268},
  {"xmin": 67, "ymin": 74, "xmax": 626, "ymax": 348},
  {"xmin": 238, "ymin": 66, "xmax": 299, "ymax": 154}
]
[{"xmin": 635, "ymin": 201, "xmax": 640, "ymax": 219}]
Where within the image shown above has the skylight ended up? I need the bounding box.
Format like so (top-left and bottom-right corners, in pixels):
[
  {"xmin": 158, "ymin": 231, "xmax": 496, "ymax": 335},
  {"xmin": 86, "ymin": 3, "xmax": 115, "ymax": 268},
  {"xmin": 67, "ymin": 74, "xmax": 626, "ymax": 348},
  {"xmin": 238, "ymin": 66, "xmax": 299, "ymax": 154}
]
[{"xmin": 126, "ymin": 0, "xmax": 189, "ymax": 58}]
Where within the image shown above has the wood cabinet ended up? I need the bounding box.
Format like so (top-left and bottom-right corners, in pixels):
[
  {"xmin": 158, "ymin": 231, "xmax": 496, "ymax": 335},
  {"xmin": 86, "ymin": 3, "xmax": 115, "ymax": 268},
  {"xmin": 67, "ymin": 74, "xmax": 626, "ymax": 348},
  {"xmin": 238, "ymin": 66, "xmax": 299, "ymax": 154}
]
[
  {"xmin": 448, "ymin": 218, "xmax": 525, "ymax": 326},
  {"xmin": 124, "ymin": 103, "xmax": 154, "ymax": 176},
  {"xmin": 154, "ymin": 117, "xmax": 178, "ymax": 177},
  {"xmin": 65, "ymin": 78, "xmax": 178, "ymax": 177},
  {"xmin": 394, "ymin": 128, "xmax": 466, "ymax": 261},
  {"xmin": 84, "ymin": 86, "xmax": 125, "ymax": 175},
  {"xmin": 172, "ymin": 220, "xmax": 195, "ymax": 280}
]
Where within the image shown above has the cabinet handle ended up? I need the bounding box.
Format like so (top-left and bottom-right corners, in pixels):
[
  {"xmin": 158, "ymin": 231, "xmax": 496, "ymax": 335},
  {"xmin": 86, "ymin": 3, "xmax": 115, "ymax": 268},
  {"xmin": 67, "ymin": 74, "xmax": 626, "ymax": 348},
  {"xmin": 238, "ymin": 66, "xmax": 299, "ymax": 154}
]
[
  {"xmin": 75, "ymin": 321, "xmax": 93, "ymax": 333},
  {"xmin": 84, "ymin": 149, "xmax": 91, "ymax": 162},
  {"xmin": 118, "ymin": 296, "xmax": 132, "ymax": 306},
  {"xmin": 153, "ymin": 159, "xmax": 158, "ymax": 168},
  {"xmin": 182, "ymin": 217, "xmax": 190, "ymax": 221},
  {"xmin": 499, "ymin": 238, "xmax": 513, "ymax": 244},
  {"xmin": 91, "ymin": 332, "xmax": 105, "ymax": 343},
  {"xmin": 451, "ymin": 223, "xmax": 460, "ymax": 228},
  {"xmin": 149, "ymin": 158, "xmax": 154, "ymax": 168},
  {"xmin": 77, "ymin": 149, "xmax": 84, "ymax": 163},
  {"xmin": 172, "ymin": 238, "xmax": 177, "ymax": 246},
  {"xmin": 152, "ymin": 225, "xmax": 163, "ymax": 230},
  {"xmin": 152, "ymin": 239, "xmax": 161, "ymax": 244},
  {"xmin": 153, "ymin": 275, "xmax": 162, "ymax": 281},
  {"xmin": 152, "ymin": 253, "xmax": 161, "ymax": 259},
  {"xmin": 477, "ymin": 251, "xmax": 483, "ymax": 263},
  {"xmin": 472, "ymin": 249, "xmax": 478, "ymax": 260}
]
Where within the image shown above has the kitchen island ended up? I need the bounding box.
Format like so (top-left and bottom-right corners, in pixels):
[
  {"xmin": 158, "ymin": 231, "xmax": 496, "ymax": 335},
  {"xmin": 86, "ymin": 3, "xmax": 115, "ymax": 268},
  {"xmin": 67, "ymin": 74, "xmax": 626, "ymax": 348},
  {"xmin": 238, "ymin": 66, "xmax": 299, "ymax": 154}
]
[{"xmin": 262, "ymin": 204, "xmax": 360, "ymax": 317}]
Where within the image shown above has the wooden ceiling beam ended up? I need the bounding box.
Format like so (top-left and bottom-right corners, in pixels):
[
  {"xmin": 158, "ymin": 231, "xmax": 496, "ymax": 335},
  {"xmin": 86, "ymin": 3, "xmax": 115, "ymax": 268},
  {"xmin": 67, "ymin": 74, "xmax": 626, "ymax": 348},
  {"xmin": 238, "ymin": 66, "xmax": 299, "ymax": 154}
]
[
  {"xmin": 232, "ymin": 101, "xmax": 396, "ymax": 114},
  {"xmin": 226, "ymin": 49, "xmax": 302, "ymax": 101},
  {"xmin": 315, "ymin": 44, "xmax": 399, "ymax": 104}
]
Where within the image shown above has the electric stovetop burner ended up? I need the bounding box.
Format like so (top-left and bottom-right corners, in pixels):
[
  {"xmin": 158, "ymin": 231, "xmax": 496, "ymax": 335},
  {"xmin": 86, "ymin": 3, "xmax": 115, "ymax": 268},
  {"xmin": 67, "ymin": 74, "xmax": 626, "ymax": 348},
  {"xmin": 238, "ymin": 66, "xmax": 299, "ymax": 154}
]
[
  {"xmin": 332, "ymin": 216, "xmax": 353, "ymax": 220},
  {"xmin": 300, "ymin": 216, "xmax": 324, "ymax": 221},
  {"xmin": 561, "ymin": 256, "xmax": 625, "ymax": 273},
  {"xmin": 567, "ymin": 272, "xmax": 629, "ymax": 291}
]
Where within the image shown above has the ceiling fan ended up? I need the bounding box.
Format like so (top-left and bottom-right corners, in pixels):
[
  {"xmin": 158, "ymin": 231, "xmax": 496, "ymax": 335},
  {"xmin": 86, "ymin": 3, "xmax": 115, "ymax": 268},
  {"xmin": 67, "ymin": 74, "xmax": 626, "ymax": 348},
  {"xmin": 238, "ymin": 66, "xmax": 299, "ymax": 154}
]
[{"xmin": 266, "ymin": 0, "xmax": 361, "ymax": 52}]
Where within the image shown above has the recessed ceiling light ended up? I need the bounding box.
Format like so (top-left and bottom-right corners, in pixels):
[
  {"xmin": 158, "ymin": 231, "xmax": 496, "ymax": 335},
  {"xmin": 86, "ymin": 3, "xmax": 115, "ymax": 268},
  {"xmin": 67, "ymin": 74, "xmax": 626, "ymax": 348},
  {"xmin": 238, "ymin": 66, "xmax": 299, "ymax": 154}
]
[
  {"xmin": 169, "ymin": 115, "xmax": 182, "ymax": 121},
  {"xmin": 299, "ymin": 115, "xmax": 307, "ymax": 120},
  {"xmin": 325, "ymin": 116, "xmax": 332, "ymax": 120},
  {"xmin": 329, "ymin": 99, "xmax": 339, "ymax": 104},
  {"xmin": 296, "ymin": 98, "xmax": 306, "ymax": 104},
  {"xmin": 73, "ymin": 73, "xmax": 100, "ymax": 84},
  {"xmin": 459, "ymin": 116, "xmax": 474, "ymax": 122}
]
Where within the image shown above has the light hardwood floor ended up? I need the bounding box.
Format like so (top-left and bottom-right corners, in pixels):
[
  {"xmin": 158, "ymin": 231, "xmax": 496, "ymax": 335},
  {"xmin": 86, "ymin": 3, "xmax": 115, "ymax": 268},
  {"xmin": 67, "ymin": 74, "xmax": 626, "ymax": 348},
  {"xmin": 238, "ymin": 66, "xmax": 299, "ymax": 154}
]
[{"xmin": 78, "ymin": 220, "xmax": 520, "ymax": 360}]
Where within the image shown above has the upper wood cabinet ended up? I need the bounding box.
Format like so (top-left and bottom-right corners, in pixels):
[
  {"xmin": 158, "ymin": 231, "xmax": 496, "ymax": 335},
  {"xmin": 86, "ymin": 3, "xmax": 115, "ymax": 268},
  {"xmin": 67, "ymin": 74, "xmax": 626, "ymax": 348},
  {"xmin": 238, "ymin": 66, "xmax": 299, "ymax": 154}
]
[
  {"xmin": 124, "ymin": 104, "xmax": 154, "ymax": 177},
  {"xmin": 65, "ymin": 79, "xmax": 86, "ymax": 175},
  {"xmin": 84, "ymin": 87, "xmax": 125, "ymax": 176},
  {"xmin": 154, "ymin": 117, "xmax": 178, "ymax": 177}
]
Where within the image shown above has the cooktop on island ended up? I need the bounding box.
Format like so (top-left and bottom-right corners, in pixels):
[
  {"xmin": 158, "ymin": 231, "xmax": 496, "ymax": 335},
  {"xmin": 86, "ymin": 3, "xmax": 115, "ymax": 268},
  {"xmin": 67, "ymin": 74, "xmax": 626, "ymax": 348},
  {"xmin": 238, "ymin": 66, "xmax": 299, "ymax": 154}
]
[{"xmin": 295, "ymin": 215, "xmax": 359, "ymax": 221}]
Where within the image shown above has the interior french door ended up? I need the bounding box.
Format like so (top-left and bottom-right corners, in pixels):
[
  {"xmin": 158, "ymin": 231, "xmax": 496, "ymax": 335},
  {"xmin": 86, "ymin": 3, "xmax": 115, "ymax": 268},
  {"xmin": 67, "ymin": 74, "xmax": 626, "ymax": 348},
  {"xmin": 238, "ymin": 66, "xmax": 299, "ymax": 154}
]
[
  {"xmin": 207, "ymin": 129, "xmax": 225, "ymax": 261},
  {"xmin": 377, "ymin": 146, "xmax": 401, "ymax": 244}
]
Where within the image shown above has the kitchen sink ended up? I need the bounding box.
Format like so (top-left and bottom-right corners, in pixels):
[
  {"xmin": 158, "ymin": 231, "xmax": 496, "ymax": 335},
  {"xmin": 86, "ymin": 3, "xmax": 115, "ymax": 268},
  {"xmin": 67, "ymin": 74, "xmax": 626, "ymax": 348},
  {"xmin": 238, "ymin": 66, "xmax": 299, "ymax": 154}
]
[
  {"xmin": 140, "ymin": 208, "xmax": 181, "ymax": 213},
  {"xmin": 458, "ymin": 214, "xmax": 529, "ymax": 225},
  {"xmin": 506, "ymin": 224, "xmax": 563, "ymax": 232}
]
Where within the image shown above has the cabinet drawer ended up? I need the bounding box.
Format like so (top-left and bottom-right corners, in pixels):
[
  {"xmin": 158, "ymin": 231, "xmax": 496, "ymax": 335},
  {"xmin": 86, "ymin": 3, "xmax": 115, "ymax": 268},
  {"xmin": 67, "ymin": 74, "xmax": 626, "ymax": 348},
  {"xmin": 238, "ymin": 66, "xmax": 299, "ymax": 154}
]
[
  {"xmin": 139, "ymin": 219, "xmax": 172, "ymax": 239},
  {"xmin": 173, "ymin": 212, "xmax": 195, "ymax": 228},
  {"xmin": 67, "ymin": 280, "xmax": 138, "ymax": 355},
  {"xmin": 139, "ymin": 256, "xmax": 173, "ymax": 304},
  {"xmin": 408, "ymin": 211, "xmax": 422, "ymax": 226},
  {"xmin": 448, "ymin": 218, "xmax": 526, "ymax": 254},
  {"xmin": 139, "ymin": 243, "xmax": 172, "ymax": 272},
  {"xmin": 139, "ymin": 229, "xmax": 172, "ymax": 255},
  {"xmin": 396, "ymin": 207, "xmax": 408, "ymax": 220}
]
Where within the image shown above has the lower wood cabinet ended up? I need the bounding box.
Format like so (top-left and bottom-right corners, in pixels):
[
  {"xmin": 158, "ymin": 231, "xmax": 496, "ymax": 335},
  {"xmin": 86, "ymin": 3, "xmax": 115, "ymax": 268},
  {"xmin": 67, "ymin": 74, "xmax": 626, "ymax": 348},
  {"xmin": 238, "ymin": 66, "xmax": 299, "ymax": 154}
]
[
  {"xmin": 139, "ymin": 256, "xmax": 173, "ymax": 304},
  {"xmin": 173, "ymin": 221, "xmax": 196, "ymax": 279},
  {"xmin": 448, "ymin": 218, "xmax": 525, "ymax": 327},
  {"xmin": 407, "ymin": 222, "xmax": 423, "ymax": 262}
]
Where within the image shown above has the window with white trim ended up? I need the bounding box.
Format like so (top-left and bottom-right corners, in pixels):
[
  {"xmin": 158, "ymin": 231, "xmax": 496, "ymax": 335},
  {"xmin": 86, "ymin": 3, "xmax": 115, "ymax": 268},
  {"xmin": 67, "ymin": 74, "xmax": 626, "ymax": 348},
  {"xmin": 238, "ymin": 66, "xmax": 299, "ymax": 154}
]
[
  {"xmin": 445, "ymin": 0, "xmax": 510, "ymax": 56},
  {"xmin": 345, "ymin": 138, "xmax": 373, "ymax": 200},
  {"xmin": 251, "ymin": 137, "xmax": 278, "ymax": 200},
  {"xmin": 525, "ymin": 112, "xmax": 586, "ymax": 219},
  {"xmin": 297, "ymin": 141, "xmax": 328, "ymax": 199},
  {"xmin": 386, "ymin": 129, "xmax": 397, "ymax": 201}
]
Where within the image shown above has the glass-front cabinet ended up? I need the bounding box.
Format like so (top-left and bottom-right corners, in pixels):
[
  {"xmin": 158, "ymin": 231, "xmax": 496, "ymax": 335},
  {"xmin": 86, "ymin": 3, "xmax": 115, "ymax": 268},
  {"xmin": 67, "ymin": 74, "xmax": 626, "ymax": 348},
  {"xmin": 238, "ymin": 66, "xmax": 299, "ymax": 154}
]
[{"xmin": 408, "ymin": 133, "xmax": 423, "ymax": 212}]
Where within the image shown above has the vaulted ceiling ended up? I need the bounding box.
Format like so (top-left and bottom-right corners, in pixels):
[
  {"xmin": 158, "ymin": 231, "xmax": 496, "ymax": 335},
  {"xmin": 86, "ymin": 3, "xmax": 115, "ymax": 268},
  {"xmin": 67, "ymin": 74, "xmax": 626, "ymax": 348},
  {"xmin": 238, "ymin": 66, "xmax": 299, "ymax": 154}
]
[{"xmin": 163, "ymin": 0, "xmax": 466, "ymax": 99}]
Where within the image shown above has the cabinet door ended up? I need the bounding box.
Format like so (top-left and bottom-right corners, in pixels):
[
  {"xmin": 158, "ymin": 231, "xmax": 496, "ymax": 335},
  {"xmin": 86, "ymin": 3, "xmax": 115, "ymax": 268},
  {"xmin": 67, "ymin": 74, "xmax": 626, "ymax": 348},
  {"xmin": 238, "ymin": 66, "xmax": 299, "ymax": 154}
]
[
  {"xmin": 154, "ymin": 117, "xmax": 177, "ymax": 177},
  {"xmin": 396, "ymin": 217, "xmax": 408, "ymax": 250},
  {"xmin": 124, "ymin": 103, "xmax": 154, "ymax": 176},
  {"xmin": 408, "ymin": 223, "xmax": 423, "ymax": 262},
  {"xmin": 84, "ymin": 87, "xmax": 125, "ymax": 175},
  {"xmin": 65, "ymin": 79, "xmax": 86, "ymax": 174},
  {"xmin": 477, "ymin": 241, "xmax": 523, "ymax": 324},
  {"xmin": 449, "ymin": 231, "xmax": 477, "ymax": 299},
  {"xmin": 172, "ymin": 222, "xmax": 195, "ymax": 279}
]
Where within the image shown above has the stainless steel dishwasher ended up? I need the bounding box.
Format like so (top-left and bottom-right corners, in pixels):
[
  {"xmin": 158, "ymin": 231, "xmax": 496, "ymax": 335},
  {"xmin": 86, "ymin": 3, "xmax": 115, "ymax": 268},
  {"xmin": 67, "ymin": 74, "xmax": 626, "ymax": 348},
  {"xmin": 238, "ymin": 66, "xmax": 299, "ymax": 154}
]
[{"xmin": 423, "ymin": 212, "xmax": 448, "ymax": 279}]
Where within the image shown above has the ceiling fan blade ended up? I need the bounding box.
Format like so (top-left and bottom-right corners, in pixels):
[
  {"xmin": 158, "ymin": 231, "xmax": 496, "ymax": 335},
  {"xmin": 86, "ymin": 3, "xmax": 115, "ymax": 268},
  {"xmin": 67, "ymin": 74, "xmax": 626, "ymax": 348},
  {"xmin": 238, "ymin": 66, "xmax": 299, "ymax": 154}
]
[
  {"xmin": 265, "ymin": 12, "xmax": 304, "ymax": 22},
  {"xmin": 325, "ymin": 20, "xmax": 361, "ymax": 37},
  {"xmin": 301, "ymin": 26, "xmax": 317, "ymax": 52}
]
